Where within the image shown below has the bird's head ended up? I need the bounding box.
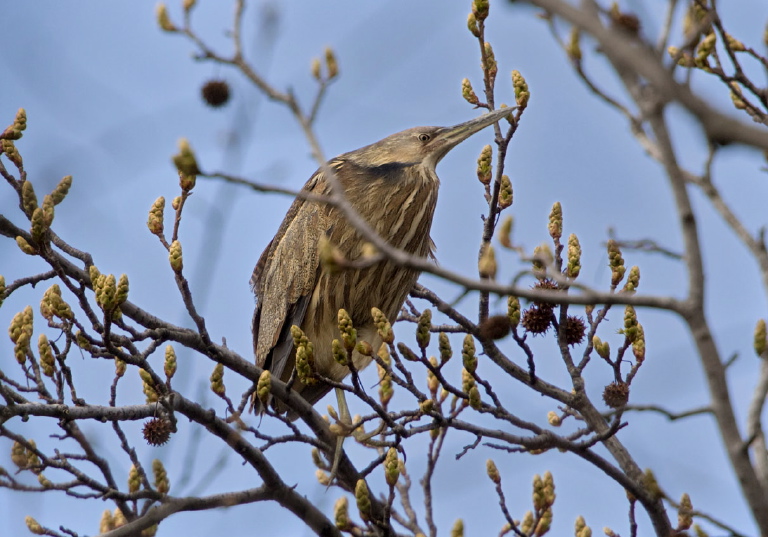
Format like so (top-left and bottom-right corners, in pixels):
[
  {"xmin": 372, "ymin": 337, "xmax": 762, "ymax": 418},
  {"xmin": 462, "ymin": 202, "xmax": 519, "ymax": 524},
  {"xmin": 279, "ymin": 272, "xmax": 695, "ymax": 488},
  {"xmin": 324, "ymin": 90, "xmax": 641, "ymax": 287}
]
[{"xmin": 343, "ymin": 107, "xmax": 515, "ymax": 171}]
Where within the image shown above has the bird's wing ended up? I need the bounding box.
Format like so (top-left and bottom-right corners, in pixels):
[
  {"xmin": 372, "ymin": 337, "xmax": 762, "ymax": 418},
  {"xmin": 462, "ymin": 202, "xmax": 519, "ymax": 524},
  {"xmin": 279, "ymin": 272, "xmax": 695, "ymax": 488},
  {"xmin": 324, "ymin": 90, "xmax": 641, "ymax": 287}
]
[{"xmin": 251, "ymin": 169, "xmax": 329, "ymax": 381}]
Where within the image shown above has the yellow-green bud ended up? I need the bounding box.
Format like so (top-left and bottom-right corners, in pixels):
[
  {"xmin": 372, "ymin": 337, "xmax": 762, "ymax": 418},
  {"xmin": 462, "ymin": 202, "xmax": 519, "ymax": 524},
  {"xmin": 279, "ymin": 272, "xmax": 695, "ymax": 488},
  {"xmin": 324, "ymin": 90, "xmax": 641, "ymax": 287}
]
[
  {"xmin": 99, "ymin": 510, "xmax": 115, "ymax": 533},
  {"xmin": 1, "ymin": 139, "xmax": 22, "ymax": 168},
  {"xmin": 31, "ymin": 207, "xmax": 47, "ymax": 243},
  {"xmin": 337, "ymin": 308, "xmax": 356, "ymax": 353},
  {"xmin": 377, "ymin": 360, "xmax": 394, "ymax": 407},
  {"xmin": 533, "ymin": 243, "xmax": 554, "ymax": 274},
  {"xmin": 50, "ymin": 175, "xmax": 72, "ymax": 205},
  {"xmin": 438, "ymin": 332, "xmax": 452, "ymax": 363},
  {"xmin": 311, "ymin": 58, "xmax": 322, "ymax": 81},
  {"xmin": 397, "ymin": 342, "xmax": 419, "ymax": 362},
  {"xmin": 461, "ymin": 78, "xmax": 479, "ymax": 105},
  {"xmin": 356, "ymin": 340, "xmax": 373, "ymax": 356},
  {"xmin": 38, "ymin": 334, "xmax": 55, "ymax": 377},
  {"xmin": 152, "ymin": 459, "xmax": 170, "ymax": 494},
  {"xmin": 128, "ymin": 464, "xmax": 141, "ymax": 493},
  {"xmin": 483, "ymin": 42, "xmax": 497, "ymax": 83},
  {"xmin": 498, "ymin": 174, "xmax": 513, "ymax": 209},
  {"xmin": 476, "ymin": 144, "xmax": 492, "ymax": 185},
  {"xmin": 622, "ymin": 305, "xmax": 639, "ymax": 343},
  {"xmin": 355, "ymin": 479, "xmax": 371, "ymax": 521},
  {"xmin": 0, "ymin": 275, "xmax": 5, "ymax": 308},
  {"xmin": 332, "ymin": 338, "xmax": 348, "ymax": 366},
  {"xmin": 507, "ymin": 296, "xmax": 520, "ymax": 328},
  {"xmin": 16, "ymin": 235, "xmax": 36, "ymax": 255},
  {"xmin": 678, "ymin": 493, "xmax": 693, "ymax": 531},
  {"xmin": 754, "ymin": 319, "xmax": 767, "ymax": 357},
  {"xmin": 334, "ymin": 496, "xmax": 349, "ymax": 530},
  {"xmin": 25, "ymin": 516, "xmax": 45, "ymax": 535},
  {"xmin": 9, "ymin": 305, "xmax": 33, "ymax": 364},
  {"xmin": 593, "ymin": 336, "xmax": 610, "ymax": 359},
  {"xmin": 548, "ymin": 202, "xmax": 562, "ymax": 241},
  {"xmin": 324, "ymin": 47, "xmax": 339, "ymax": 80},
  {"xmin": 140, "ymin": 369, "xmax": 159, "ymax": 403},
  {"xmin": 567, "ymin": 27, "xmax": 582, "ymax": 61},
  {"xmin": 21, "ymin": 181, "xmax": 38, "ymax": 217},
  {"xmin": 512, "ymin": 69, "xmax": 530, "ymax": 108},
  {"xmin": 371, "ymin": 307, "xmax": 394, "ymax": 344},
  {"xmin": 486, "ymin": 459, "xmax": 500, "ymax": 484},
  {"xmin": 210, "ymin": 363, "xmax": 225, "ymax": 396},
  {"xmin": 462, "ymin": 334, "xmax": 477, "ymax": 373},
  {"xmin": 257, "ymin": 369, "xmax": 271, "ymax": 406},
  {"xmin": 498, "ymin": 215, "xmax": 513, "ymax": 249},
  {"xmin": 182, "ymin": 0, "xmax": 196, "ymax": 12},
  {"xmin": 478, "ymin": 243, "xmax": 497, "ymax": 279},
  {"xmin": 467, "ymin": 12, "xmax": 480, "ymax": 37},
  {"xmin": 696, "ymin": 32, "xmax": 716, "ymax": 63},
  {"xmin": 147, "ymin": 197, "xmax": 165, "ymax": 236},
  {"xmin": 169, "ymin": 240, "xmax": 183, "ymax": 273},
  {"xmin": 607, "ymin": 240, "xmax": 626, "ymax": 287},
  {"xmin": 451, "ymin": 519, "xmax": 465, "ymax": 537},
  {"xmin": 521, "ymin": 511, "xmax": 534, "ymax": 535},
  {"xmin": 547, "ymin": 411, "xmax": 561, "ymax": 427},
  {"xmin": 567, "ymin": 233, "xmax": 581, "ymax": 278},
  {"xmin": 164, "ymin": 345, "xmax": 177, "ymax": 379},
  {"xmin": 472, "ymin": 0, "xmax": 489, "ymax": 21},
  {"xmin": 172, "ymin": 138, "xmax": 199, "ymax": 177},
  {"xmin": 416, "ymin": 309, "xmax": 432, "ymax": 350},
  {"xmin": 632, "ymin": 323, "xmax": 645, "ymax": 363},
  {"xmin": 427, "ymin": 356, "xmax": 440, "ymax": 396},
  {"xmin": 115, "ymin": 358, "xmax": 126, "ymax": 378},
  {"xmin": 384, "ymin": 447, "xmax": 399, "ymax": 486},
  {"xmin": 156, "ymin": 4, "xmax": 176, "ymax": 32}
]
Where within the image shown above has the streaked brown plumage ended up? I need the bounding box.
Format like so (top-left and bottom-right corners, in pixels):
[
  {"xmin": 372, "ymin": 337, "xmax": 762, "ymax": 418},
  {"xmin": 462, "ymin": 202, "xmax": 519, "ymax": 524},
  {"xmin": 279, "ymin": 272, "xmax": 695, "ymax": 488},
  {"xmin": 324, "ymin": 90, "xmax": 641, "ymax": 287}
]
[{"xmin": 251, "ymin": 108, "xmax": 512, "ymax": 415}]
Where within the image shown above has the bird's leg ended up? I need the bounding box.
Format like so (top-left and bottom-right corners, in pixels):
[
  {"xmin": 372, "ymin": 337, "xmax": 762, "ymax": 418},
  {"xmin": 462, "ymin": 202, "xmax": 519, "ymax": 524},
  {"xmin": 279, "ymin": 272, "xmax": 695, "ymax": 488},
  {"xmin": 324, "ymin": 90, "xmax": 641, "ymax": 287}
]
[{"xmin": 328, "ymin": 386, "xmax": 353, "ymax": 486}]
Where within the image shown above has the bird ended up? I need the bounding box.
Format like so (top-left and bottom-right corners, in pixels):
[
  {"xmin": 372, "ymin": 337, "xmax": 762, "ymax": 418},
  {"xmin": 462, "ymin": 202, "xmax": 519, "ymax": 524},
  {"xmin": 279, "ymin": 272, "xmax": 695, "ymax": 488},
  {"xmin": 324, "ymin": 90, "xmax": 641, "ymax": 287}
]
[{"xmin": 251, "ymin": 107, "xmax": 513, "ymax": 417}]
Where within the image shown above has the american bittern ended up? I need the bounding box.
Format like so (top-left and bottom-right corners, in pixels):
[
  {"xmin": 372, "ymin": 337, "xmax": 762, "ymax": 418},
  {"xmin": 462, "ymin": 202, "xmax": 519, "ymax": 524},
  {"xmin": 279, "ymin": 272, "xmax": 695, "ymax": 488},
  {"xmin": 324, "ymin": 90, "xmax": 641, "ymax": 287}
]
[{"xmin": 251, "ymin": 107, "xmax": 512, "ymax": 416}]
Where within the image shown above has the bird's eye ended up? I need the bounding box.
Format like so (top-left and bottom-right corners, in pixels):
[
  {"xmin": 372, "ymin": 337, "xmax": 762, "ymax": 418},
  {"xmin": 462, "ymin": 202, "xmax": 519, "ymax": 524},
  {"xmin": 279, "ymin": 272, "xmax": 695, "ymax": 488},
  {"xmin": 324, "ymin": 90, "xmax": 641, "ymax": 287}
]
[{"xmin": 417, "ymin": 133, "xmax": 431, "ymax": 142}]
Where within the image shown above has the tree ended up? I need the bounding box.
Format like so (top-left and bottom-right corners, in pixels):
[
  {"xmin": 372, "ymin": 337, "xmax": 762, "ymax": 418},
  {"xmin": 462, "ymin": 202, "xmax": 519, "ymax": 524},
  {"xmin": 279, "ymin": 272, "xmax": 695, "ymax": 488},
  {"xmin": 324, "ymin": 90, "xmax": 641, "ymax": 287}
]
[{"xmin": 2, "ymin": 1, "xmax": 768, "ymax": 536}]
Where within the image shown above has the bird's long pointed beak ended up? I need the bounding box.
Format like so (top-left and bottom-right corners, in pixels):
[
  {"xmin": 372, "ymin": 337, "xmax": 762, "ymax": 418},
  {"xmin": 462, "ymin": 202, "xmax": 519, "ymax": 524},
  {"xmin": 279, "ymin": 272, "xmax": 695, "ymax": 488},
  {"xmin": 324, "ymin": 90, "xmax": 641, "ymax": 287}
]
[{"xmin": 440, "ymin": 106, "xmax": 516, "ymax": 150}]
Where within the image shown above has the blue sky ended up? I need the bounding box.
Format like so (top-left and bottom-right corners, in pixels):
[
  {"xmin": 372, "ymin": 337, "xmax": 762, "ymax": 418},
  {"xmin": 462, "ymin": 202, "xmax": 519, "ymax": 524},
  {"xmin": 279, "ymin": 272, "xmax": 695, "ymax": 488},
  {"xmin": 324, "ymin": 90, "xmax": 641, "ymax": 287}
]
[{"xmin": 2, "ymin": 1, "xmax": 768, "ymax": 536}]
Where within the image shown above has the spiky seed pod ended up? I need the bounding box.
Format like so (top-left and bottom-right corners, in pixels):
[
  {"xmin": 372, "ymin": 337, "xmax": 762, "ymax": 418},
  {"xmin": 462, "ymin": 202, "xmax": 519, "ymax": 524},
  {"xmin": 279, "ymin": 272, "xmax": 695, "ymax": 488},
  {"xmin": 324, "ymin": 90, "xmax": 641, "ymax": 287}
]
[
  {"xmin": 152, "ymin": 459, "xmax": 170, "ymax": 495},
  {"xmin": 512, "ymin": 70, "xmax": 530, "ymax": 108},
  {"xmin": 497, "ymin": 215, "xmax": 513, "ymax": 249},
  {"xmin": 754, "ymin": 319, "xmax": 767, "ymax": 357},
  {"xmin": 256, "ymin": 370, "xmax": 271, "ymax": 407},
  {"xmin": 602, "ymin": 381, "xmax": 629, "ymax": 408},
  {"xmin": 461, "ymin": 78, "xmax": 479, "ymax": 105},
  {"xmin": 147, "ymin": 197, "xmax": 165, "ymax": 236},
  {"xmin": 632, "ymin": 324, "xmax": 645, "ymax": 363},
  {"xmin": 332, "ymin": 339, "xmax": 348, "ymax": 366},
  {"xmin": 547, "ymin": 411, "xmax": 562, "ymax": 427},
  {"xmin": 128, "ymin": 464, "xmax": 141, "ymax": 493},
  {"xmin": 355, "ymin": 479, "xmax": 371, "ymax": 521},
  {"xmin": 155, "ymin": 3, "xmax": 176, "ymax": 31},
  {"xmin": 140, "ymin": 369, "xmax": 159, "ymax": 403},
  {"xmin": 143, "ymin": 417, "xmax": 172, "ymax": 446},
  {"xmin": 371, "ymin": 307, "xmax": 394, "ymax": 344},
  {"xmin": 467, "ymin": 12, "xmax": 480, "ymax": 37},
  {"xmin": 548, "ymin": 202, "xmax": 562, "ymax": 241},
  {"xmin": 562, "ymin": 316, "xmax": 586, "ymax": 346},
  {"xmin": 478, "ymin": 315, "xmax": 511, "ymax": 340},
  {"xmin": 38, "ymin": 334, "xmax": 55, "ymax": 377},
  {"xmin": 384, "ymin": 447, "xmax": 399, "ymax": 486},
  {"xmin": 532, "ymin": 279, "xmax": 559, "ymax": 311},
  {"xmin": 416, "ymin": 309, "xmax": 432, "ymax": 350},
  {"xmin": 478, "ymin": 243, "xmax": 497, "ymax": 280},
  {"xmin": 99, "ymin": 510, "xmax": 115, "ymax": 533},
  {"xmin": 498, "ymin": 174, "xmax": 513, "ymax": 209},
  {"xmin": 169, "ymin": 241, "xmax": 183, "ymax": 273},
  {"xmin": 337, "ymin": 308, "xmax": 357, "ymax": 354},
  {"xmin": 622, "ymin": 305, "xmax": 639, "ymax": 343},
  {"xmin": 334, "ymin": 496, "xmax": 350, "ymax": 530},
  {"xmin": 521, "ymin": 306, "xmax": 552, "ymax": 335},
  {"xmin": 451, "ymin": 519, "xmax": 465, "ymax": 537},
  {"xmin": 567, "ymin": 27, "xmax": 582, "ymax": 61},
  {"xmin": 483, "ymin": 42, "xmax": 497, "ymax": 84},
  {"xmin": 486, "ymin": 459, "xmax": 500, "ymax": 484},
  {"xmin": 201, "ymin": 79, "xmax": 230, "ymax": 108},
  {"xmin": 324, "ymin": 47, "xmax": 339, "ymax": 79},
  {"xmin": 172, "ymin": 138, "xmax": 199, "ymax": 177},
  {"xmin": 438, "ymin": 332, "xmax": 452, "ymax": 363},
  {"xmin": 623, "ymin": 266, "xmax": 640, "ymax": 293},
  {"xmin": 476, "ymin": 144, "xmax": 492, "ymax": 185},
  {"xmin": 607, "ymin": 240, "xmax": 626, "ymax": 287},
  {"xmin": 164, "ymin": 345, "xmax": 177, "ymax": 380},
  {"xmin": 16, "ymin": 235, "xmax": 36, "ymax": 255},
  {"xmin": 567, "ymin": 234, "xmax": 581, "ymax": 278},
  {"xmin": 462, "ymin": 334, "xmax": 477, "ymax": 373},
  {"xmin": 678, "ymin": 493, "xmax": 693, "ymax": 530},
  {"xmin": 397, "ymin": 342, "xmax": 419, "ymax": 362}
]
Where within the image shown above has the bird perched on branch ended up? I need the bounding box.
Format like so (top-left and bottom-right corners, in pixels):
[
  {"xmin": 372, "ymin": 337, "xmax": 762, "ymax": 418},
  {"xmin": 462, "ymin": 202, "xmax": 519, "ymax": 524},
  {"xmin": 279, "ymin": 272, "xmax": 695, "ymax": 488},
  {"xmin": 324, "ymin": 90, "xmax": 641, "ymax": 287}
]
[{"xmin": 251, "ymin": 107, "xmax": 513, "ymax": 417}]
